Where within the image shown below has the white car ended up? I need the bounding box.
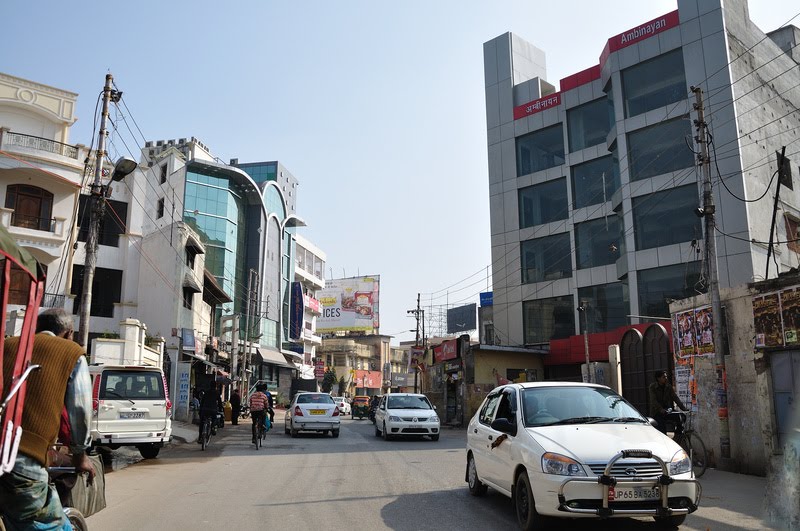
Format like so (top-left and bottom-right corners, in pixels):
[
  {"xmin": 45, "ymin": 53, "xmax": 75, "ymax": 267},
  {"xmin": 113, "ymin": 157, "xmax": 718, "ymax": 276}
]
[
  {"xmin": 285, "ymin": 392, "xmax": 340, "ymax": 437},
  {"xmin": 466, "ymin": 382, "xmax": 700, "ymax": 530},
  {"xmin": 332, "ymin": 396, "xmax": 351, "ymax": 415},
  {"xmin": 374, "ymin": 393, "xmax": 440, "ymax": 441}
]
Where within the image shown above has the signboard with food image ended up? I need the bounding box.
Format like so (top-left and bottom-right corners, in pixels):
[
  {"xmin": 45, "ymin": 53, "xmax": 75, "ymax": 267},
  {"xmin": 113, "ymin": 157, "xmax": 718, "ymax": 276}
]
[{"xmin": 316, "ymin": 275, "xmax": 380, "ymax": 333}]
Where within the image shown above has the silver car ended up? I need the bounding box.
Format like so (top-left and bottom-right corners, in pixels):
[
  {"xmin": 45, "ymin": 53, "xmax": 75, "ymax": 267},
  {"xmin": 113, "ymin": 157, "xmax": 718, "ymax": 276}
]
[
  {"xmin": 374, "ymin": 393, "xmax": 440, "ymax": 441},
  {"xmin": 285, "ymin": 392, "xmax": 341, "ymax": 437}
]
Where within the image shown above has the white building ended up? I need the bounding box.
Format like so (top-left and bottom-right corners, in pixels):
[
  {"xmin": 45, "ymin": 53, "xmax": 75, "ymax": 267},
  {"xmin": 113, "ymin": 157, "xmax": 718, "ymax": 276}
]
[{"xmin": 291, "ymin": 233, "xmax": 325, "ymax": 377}]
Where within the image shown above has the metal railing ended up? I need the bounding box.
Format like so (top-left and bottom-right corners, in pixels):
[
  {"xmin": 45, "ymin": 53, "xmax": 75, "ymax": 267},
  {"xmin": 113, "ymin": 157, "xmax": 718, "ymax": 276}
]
[
  {"xmin": 41, "ymin": 293, "xmax": 65, "ymax": 309},
  {"xmin": 5, "ymin": 132, "xmax": 79, "ymax": 159},
  {"xmin": 10, "ymin": 213, "xmax": 56, "ymax": 233}
]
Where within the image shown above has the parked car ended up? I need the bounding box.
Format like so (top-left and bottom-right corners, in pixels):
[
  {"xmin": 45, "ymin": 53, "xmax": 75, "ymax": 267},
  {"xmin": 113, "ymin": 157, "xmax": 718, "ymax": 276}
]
[
  {"xmin": 374, "ymin": 393, "xmax": 440, "ymax": 441},
  {"xmin": 466, "ymin": 382, "xmax": 700, "ymax": 530},
  {"xmin": 332, "ymin": 396, "xmax": 351, "ymax": 415},
  {"xmin": 89, "ymin": 364, "xmax": 172, "ymax": 459},
  {"xmin": 285, "ymin": 392, "xmax": 340, "ymax": 437}
]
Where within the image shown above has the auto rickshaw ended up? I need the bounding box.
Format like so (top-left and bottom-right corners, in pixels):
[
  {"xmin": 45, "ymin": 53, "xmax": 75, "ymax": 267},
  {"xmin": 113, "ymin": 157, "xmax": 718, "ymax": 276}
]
[{"xmin": 352, "ymin": 395, "xmax": 370, "ymax": 419}]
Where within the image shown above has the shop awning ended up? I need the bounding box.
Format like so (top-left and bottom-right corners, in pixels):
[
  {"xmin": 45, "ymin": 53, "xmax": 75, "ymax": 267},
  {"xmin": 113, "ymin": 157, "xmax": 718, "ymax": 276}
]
[
  {"xmin": 256, "ymin": 348, "xmax": 296, "ymax": 369},
  {"xmin": 183, "ymin": 272, "xmax": 203, "ymax": 293},
  {"xmin": 184, "ymin": 351, "xmax": 225, "ymax": 371}
]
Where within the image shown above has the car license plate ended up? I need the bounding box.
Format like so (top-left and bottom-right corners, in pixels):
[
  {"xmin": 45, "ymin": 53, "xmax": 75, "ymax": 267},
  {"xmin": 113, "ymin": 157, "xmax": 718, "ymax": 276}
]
[
  {"xmin": 120, "ymin": 412, "xmax": 145, "ymax": 419},
  {"xmin": 309, "ymin": 409, "xmax": 326, "ymax": 415},
  {"xmin": 609, "ymin": 486, "xmax": 660, "ymax": 501}
]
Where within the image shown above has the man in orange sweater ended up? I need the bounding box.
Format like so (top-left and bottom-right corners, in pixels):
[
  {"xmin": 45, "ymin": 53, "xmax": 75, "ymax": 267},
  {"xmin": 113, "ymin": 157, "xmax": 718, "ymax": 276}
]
[{"xmin": 0, "ymin": 308, "xmax": 95, "ymax": 530}]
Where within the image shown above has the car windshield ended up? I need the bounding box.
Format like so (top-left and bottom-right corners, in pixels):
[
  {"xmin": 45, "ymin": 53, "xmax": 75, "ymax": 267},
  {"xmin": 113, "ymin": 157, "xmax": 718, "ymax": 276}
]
[
  {"xmin": 520, "ymin": 386, "xmax": 646, "ymax": 427},
  {"xmin": 296, "ymin": 394, "xmax": 334, "ymax": 405},
  {"xmin": 100, "ymin": 371, "xmax": 165, "ymax": 400},
  {"xmin": 387, "ymin": 395, "xmax": 432, "ymax": 410}
]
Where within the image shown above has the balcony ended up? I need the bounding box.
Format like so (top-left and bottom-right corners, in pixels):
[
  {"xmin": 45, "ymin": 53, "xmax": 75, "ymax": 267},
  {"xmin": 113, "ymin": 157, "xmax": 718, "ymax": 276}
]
[
  {"xmin": 4, "ymin": 131, "xmax": 79, "ymax": 159},
  {"xmin": 10, "ymin": 213, "xmax": 56, "ymax": 233},
  {"xmin": 0, "ymin": 208, "xmax": 67, "ymax": 258},
  {"xmin": 41, "ymin": 293, "xmax": 66, "ymax": 309}
]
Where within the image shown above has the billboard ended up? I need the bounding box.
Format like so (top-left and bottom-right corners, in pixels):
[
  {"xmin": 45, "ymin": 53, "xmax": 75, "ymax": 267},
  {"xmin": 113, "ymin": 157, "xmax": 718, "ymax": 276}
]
[
  {"xmin": 317, "ymin": 275, "xmax": 380, "ymax": 333},
  {"xmin": 447, "ymin": 303, "xmax": 477, "ymax": 334}
]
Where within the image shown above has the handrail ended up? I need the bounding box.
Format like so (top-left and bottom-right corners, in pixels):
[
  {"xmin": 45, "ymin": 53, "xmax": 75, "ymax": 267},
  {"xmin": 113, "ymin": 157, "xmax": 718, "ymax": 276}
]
[{"xmin": 4, "ymin": 132, "xmax": 79, "ymax": 159}]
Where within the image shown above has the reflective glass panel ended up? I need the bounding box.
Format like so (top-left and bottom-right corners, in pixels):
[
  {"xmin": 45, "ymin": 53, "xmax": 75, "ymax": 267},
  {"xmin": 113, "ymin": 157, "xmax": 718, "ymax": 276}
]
[
  {"xmin": 637, "ymin": 262, "xmax": 704, "ymax": 320},
  {"xmin": 632, "ymin": 184, "xmax": 701, "ymax": 250},
  {"xmin": 622, "ymin": 48, "xmax": 686, "ymax": 117},
  {"xmin": 521, "ymin": 233, "xmax": 572, "ymax": 284},
  {"xmin": 577, "ymin": 283, "xmax": 629, "ymax": 332},
  {"xmin": 523, "ymin": 295, "xmax": 575, "ymax": 344},
  {"xmin": 519, "ymin": 178, "xmax": 569, "ymax": 229},
  {"xmin": 568, "ymin": 99, "xmax": 612, "ymax": 152},
  {"xmin": 574, "ymin": 216, "xmax": 622, "ymax": 269},
  {"xmin": 571, "ymin": 155, "xmax": 620, "ymax": 209},
  {"xmin": 627, "ymin": 117, "xmax": 694, "ymax": 181},
  {"xmin": 516, "ymin": 124, "xmax": 565, "ymax": 176}
]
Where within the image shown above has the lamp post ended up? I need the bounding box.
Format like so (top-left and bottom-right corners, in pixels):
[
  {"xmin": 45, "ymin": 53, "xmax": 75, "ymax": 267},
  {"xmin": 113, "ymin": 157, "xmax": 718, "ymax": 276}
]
[
  {"xmin": 77, "ymin": 73, "xmax": 137, "ymax": 348},
  {"xmin": 578, "ymin": 301, "xmax": 592, "ymax": 383}
]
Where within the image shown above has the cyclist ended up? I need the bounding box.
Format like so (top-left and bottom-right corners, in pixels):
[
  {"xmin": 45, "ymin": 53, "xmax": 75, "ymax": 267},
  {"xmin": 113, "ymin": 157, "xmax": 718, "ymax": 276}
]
[
  {"xmin": 249, "ymin": 385, "xmax": 269, "ymax": 444},
  {"xmin": 648, "ymin": 369, "xmax": 689, "ymax": 433},
  {"xmin": 197, "ymin": 388, "xmax": 220, "ymax": 442}
]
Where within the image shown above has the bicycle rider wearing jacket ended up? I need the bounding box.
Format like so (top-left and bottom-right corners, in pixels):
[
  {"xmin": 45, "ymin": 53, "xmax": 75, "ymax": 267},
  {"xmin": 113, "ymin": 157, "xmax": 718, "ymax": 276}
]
[
  {"xmin": 648, "ymin": 369, "xmax": 689, "ymax": 433},
  {"xmin": 249, "ymin": 385, "xmax": 269, "ymax": 444},
  {"xmin": 197, "ymin": 388, "xmax": 221, "ymax": 442}
]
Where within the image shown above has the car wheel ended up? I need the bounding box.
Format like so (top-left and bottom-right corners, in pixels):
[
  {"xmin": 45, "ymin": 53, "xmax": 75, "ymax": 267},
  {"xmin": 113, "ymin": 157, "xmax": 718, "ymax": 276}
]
[
  {"xmin": 653, "ymin": 515, "xmax": 686, "ymax": 529},
  {"xmin": 515, "ymin": 470, "xmax": 540, "ymax": 531},
  {"xmin": 467, "ymin": 453, "xmax": 488, "ymax": 497},
  {"xmin": 137, "ymin": 444, "xmax": 160, "ymax": 459},
  {"xmin": 332, "ymin": 429, "xmax": 340, "ymax": 438},
  {"xmin": 382, "ymin": 422, "xmax": 392, "ymax": 441},
  {"xmin": 430, "ymin": 434, "xmax": 439, "ymax": 442}
]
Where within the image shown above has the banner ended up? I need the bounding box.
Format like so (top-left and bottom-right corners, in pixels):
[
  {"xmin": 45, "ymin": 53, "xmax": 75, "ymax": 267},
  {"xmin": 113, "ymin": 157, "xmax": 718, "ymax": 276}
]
[
  {"xmin": 433, "ymin": 339, "xmax": 458, "ymax": 364},
  {"xmin": 317, "ymin": 276, "xmax": 380, "ymax": 333},
  {"xmin": 355, "ymin": 370, "xmax": 381, "ymax": 389},
  {"xmin": 289, "ymin": 282, "xmax": 303, "ymax": 340}
]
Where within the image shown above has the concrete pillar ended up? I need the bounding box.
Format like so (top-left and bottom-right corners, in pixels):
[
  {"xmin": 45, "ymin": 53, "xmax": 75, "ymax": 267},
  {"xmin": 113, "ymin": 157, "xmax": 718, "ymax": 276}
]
[
  {"xmin": 5, "ymin": 309, "xmax": 25, "ymax": 337},
  {"xmin": 608, "ymin": 344, "xmax": 623, "ymax": 395},
  {"xmin": 119, "ymin": 318, "xmax": 141, "ymax": 363}
]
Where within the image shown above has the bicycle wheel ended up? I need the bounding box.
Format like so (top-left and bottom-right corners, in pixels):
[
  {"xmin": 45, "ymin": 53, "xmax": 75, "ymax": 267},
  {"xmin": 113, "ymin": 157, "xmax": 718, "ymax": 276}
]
[
  {"xmin": 201, "ymin": 420, "xmax": 210, "ymax": 451},
  {"xmin": 685, "ymin": 432, "xmax": 708, "ymax": 477},
  {"xmin": 257, "ymin": 426, "xmax": 262, "ymax": 449}
]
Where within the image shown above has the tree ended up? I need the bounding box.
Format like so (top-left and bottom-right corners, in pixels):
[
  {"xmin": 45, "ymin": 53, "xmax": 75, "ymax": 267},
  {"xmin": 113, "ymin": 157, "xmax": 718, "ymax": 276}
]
[
  {"xmin": 338, "ymin": 376, "xmax": 347, "ymax": 396},
  {"xmin": 321, "ymin": 367, "xmax": 337, "ymax": 393}
]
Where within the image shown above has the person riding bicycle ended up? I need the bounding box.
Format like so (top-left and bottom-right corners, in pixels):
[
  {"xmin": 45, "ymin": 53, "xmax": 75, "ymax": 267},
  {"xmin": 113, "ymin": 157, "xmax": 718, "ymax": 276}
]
[
  {"xmin": 648, "ymin": 369, "xmax": 689, "ymax": 433},
  {"xmin": 249, "ymin": 385, "xmax": 269, "ymax": 444},
  {"xmin": 0, "ymin": 308, "xmax": 95, "ymax": 530},
  {"xmin": 197, "ymin": 388, "xmax": 221, "ymax": 442}
]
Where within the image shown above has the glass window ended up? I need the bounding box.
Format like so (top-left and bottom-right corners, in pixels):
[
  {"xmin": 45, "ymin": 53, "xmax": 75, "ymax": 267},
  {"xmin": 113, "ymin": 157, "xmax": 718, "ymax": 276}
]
[
  {"xmin": 516, "ymin": 124, "xmax": 565, "ymax": 176},
  {"xmin": 479, "ymin": 393, "xmax": 502, "ymax": 425},
  {"xmin": 622, "ymin": 48, "xmax": 686, "ymax": 117},
  {"xmin": 575, "ymin": 216, "xmax": 623, "ymax": 269},
  {"xmin": 521, "ymin": 233, "xmax": 572, "ymax": 284},
  {"xmin": 71, "ymin": 265, "xmax": 122, "ymax": 317},
  {"xmin": 571, "ymin": 155, "xmax": 620, "ymax": 209},
  {"xmin": 568, "ymin": 99, "xmax": 612, "ymax": 152},
  {"xmin": 577, "ymin": 283, "xmax": 629, "ymax": 332},
  {"xmin": 632, "ymin": 185, "xmax": 701, "ymax": 250},
  {"xmin": 521, "ymin": 386, "xmax": 643, "ymax": 427},
  {"xmin": 637, "ymin": 262, "xmax": 704, "ymax": 319},
  {"xmin": 100, "ymin": 371, "xmax": 165, "ymax": 400},
  {"xmin": 627, "ymin": 117, "xmax": 694, "ymax": 181},
  {"xmin": 519, "ymin": 178, "xmax": 568, "ymax": 228},
  {"xmin": 523, "ymin": 295, "xmax": 575, "ymax": 344}
]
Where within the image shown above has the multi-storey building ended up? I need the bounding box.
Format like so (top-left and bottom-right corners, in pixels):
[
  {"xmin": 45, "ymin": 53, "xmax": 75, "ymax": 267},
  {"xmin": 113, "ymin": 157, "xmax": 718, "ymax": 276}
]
[
  {"xmin": 484, "ymin": 0, "xmax": 800, "ymax": 362},
  {"xmin": 290, "ymin": 234, "xmax": 325, "ymax": 377}
]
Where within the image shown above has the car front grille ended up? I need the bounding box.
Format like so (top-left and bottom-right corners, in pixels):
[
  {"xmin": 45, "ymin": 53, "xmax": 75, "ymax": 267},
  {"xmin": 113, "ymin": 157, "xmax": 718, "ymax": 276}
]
[
  {"xmin": 400, "ymin": 416, "xmax": 430, "ymax": 422},
  {"xmin": 400, "ymin": 428, "xmax": 430, "ymax": 433},
  {"xmin": 587, "ymin": 460, "xmax": 664, "ymax": 479}
]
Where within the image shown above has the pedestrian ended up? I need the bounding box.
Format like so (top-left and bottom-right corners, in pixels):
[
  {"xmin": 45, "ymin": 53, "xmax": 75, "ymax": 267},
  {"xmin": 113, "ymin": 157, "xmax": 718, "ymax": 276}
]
[
  {"xmin": 648, "ymin": 370, "xmax": 689, "ymax": 433},
  {"xmin": 0, "ymin": 308, "xmax": 96, "ymax": 529},
  {"xmin": 230, "ymin": 389, "xmax": 241, "ymax": 425}
]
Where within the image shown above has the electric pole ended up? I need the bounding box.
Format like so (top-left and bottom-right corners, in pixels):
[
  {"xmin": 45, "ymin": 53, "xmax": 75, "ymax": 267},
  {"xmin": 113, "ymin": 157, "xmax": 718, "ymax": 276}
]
[
  {"xmin": 693, "ymin": 86, "xmax": 731, "ymax": 461},
  {"xmin": 407, "ymin": 293, "xmax": 422, "ymax": 393},
  {"xmin": 578, "ymin": 301, "xmax": 591, "ymax": 383},
  {"xmin": 78, "ymin": 74, "xmax": 115, "ymax": 348}
]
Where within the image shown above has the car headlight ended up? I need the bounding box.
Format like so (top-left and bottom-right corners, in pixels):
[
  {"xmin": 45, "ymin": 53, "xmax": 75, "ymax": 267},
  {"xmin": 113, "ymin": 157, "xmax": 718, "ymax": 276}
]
[
  {"xmin": 389, "ymin": 416, "xmax": 401, "ymax": 422},
  {"xmin": 429, "ymin": 415, "xmax": 439, "ymax": 423},
  {"xmin": 541, "ymin": 452, "xmax": 586, "ymax": 476},
  {"xmin": 669, "ymin": 449, "xmax": 691, "ymax": 475}
]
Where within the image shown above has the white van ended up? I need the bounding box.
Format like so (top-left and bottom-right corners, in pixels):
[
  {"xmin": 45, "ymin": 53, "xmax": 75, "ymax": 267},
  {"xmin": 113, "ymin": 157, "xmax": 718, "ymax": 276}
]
[{"xmin": 89, "ymin": 365, "xmax": 172, "ymax": 459}]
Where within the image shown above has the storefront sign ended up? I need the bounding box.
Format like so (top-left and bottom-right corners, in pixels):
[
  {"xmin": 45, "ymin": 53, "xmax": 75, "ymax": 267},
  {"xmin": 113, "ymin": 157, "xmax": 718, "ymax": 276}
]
[
  {"xmin": 304, "ymin": 294, "xmax": 320, "ymax": 313},
  {"xmin": 513, "ymin": 92, "xmax": 561, "ymax": 120},
  {"xmin": 314, "ymin": 359, "xmax": 325, "ymax": 378},
  {"xmin": 175, "ymin": 362, "xmax": 191, "ymax": 421},
  {"xmin": 479, "ymin": 291, "xmax": 493, "ymax": 307},
  {"xmin": 392, "ymin": 372, "xmax": 411, "ymax": 386},
  {"xmin": 355, "ymin": 370, "xmax": 382, "ymax": 389},
  {"xmin": 444, "ymin": 360, "xmax": 461, "ymax": 373},
  {"xmin": 433, "ymin": 339, "xmax": 458, "ymax": 363},
  {"xmin": 599, "ymin": 11, "xmax": 680, "ymax": 67}
]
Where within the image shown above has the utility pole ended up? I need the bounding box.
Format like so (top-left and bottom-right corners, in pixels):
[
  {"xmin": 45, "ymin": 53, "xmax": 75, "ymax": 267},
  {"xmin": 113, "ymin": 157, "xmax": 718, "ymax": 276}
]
[
  {"xmin": 243, "ymin": 269, "xmax": 255, "ymax": 397},
  {"xmin": 78, "ymin": 74, "xmax": 115, "ymax": 348},
  {"xmin": 407, "ymin": 294, "xmax": 422, "ymax": 393},
  {"xmin": 693, "ymin": 86, "xmax": 731, "ymax": 461},
  {"xmin": 578, "ymin": 301, "xmax": 591, "ymax": 383}
]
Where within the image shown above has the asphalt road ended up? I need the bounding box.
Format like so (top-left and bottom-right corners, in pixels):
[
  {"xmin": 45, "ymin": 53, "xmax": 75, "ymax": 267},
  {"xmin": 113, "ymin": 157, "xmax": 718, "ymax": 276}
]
[{"xmin": 87, "ymin": 416, "xmax": 775, "ymax": 530}]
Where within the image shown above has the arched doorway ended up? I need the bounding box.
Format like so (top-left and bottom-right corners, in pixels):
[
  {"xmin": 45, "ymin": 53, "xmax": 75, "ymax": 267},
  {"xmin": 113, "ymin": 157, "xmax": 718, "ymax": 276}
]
[{"xmin": 620, "ymin": 328, "xmax": 646, "ymax": 414}]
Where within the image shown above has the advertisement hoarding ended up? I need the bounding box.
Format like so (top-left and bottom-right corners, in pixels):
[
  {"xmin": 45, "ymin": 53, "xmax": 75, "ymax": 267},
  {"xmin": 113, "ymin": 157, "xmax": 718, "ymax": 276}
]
[
  {"xmin": 316, "ymin": 276, "xmax": 380, "ymax": 334},
  {"xmin": 446, "ymin": 303, "xmax": 477, "ymax": 334},
  {"xmin": 433, "ymin": 339, "xmax": 458, "ymax": 364}
]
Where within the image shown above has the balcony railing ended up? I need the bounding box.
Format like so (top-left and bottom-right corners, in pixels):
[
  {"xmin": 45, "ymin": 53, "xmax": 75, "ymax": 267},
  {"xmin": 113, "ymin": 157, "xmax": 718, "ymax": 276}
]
[
  {"xmin": 10, "ymin": 213, "xmax": 56, "ymax": 233},
  {"xmin": 41, "ymin": 293, "xmax": 66, "ymax": 309},
  {"xmin": 5, "ymin": 131, "xmax": 79, "ymax": 160}
]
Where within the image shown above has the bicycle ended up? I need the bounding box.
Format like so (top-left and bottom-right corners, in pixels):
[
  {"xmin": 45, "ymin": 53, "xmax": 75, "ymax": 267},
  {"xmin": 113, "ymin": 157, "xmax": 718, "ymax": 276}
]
[
  {"xmin": 667, "ymin": 409, "xmax": 708, "ymax": 477},
  {"xmin": 200, "ymin": 415, "xmax": 213, "ymax": 451}
]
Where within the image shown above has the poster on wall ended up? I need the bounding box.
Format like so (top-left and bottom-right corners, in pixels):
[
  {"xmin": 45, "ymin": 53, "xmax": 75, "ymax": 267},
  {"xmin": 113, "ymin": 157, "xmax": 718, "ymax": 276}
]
[
  {"xmin": 674, "ymin": 361, "xmax": 697, "ymax": 412},
  {"xmin": 674, "ymin": 309, "xmax": 696, "ymax": 358},
  {"xmin": 316, "ymin": 276, "xmax": 380, "ymax": 334},
  {"xmin": 781, "ymin": 287, "xmax": 800, "ymax": 345},
  {"xmin": 753, "ymin": 292, "xmax": 783, "ymax": 348},
  {"xmin": 694, "ymin": 306, "xmax": 714, "ymax": 357}
]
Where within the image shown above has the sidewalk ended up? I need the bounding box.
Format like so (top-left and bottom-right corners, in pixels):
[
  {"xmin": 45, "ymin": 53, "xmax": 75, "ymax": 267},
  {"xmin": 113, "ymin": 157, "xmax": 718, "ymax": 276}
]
[{"xmin": 689, "ymin": 468, "xmax": 775, "ymax": 530}]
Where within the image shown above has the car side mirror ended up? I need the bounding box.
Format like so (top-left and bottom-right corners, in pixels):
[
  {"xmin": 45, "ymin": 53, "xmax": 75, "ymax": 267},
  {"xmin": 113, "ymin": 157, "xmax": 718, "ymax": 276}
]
[
  {"xmin": 491, "ymin": 418, "xmax": 517, "ymax": 436},
  {"xmin": 647, "ymin": 417, "xmax": 658, "ymax": 429}
]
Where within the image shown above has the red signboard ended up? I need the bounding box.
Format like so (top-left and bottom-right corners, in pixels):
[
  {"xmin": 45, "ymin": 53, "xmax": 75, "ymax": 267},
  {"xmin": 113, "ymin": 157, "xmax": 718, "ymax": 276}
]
[
  {"xmin": 433, "ymin": 339, "xmax": 458, "ymax": 364},
  {"xmin": 314, "ymin": 359, "xmax": 325, "ymax": 378},
  {"xmin": 304, "ymin": 294, "xmax": 320, "ymax": 313},
  {"xmin": 355, "ymin": 370, "xmax": 381, "ymax": 389},
  {"xmin": 599, "ymin": 11, "xmax": 680, "ymax": 68},
  {"xmin": 513, "ymin": 92, "xmax": 561, "ymax": 120}
]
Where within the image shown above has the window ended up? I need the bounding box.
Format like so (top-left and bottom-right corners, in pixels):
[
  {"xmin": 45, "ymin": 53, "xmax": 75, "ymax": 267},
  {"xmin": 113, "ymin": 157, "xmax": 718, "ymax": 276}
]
[
  {"xmin": 632, "ymin": 185, "xmax": 701, "ymax": 250},
  {"xmin": 568, "ymin": 99, "xmax": 612, "ymax": 152},
  {"xmin": 495, "ymin": 389, "xmax": 517, "ymax": 423},
  {"xmin": 185, "ymin": 247, "xmax": 197, "ymax": 270},
  {"xmin": 484, "ymin": 323, "xmax": 495, "ymax": 345},
  {"xmin": 518, "ymin": 178, "xmax": 569, "ymax": 228},
  {"xmin": 523, "ymin": 295, "xmax": 575, "ymax": 344},
  {"xmin": 622, "ymin": 48, "xmax": 686, "ymax": 117},
  {"xmin": 156, "ymin": 198, "xmax": 165, "ymax": 219},
  {"xmin": 575, "ymin": 216, "xmax": 622, "ymax": 269},
  {"xmin": 182, "ymin": 287, "xmax": 194, "ymax": 310},
  {"xmin": 479, "ymin": 393, "xmax": 502, "ymax": 425},
  {"xmin": 516, "ymin": 124, "xmax": 565, "ymax": 176},
  {"xmin": 100, "ymin": 371, "xmax": 165, "ymax": 400},
  {"xmin": 159, "ymin": 164, "xmax": 167, "ymax": 184},
  {"xmin": 571, "ymin": 155, "xmax": 620, "ymax": 209},
  {"xmin": 4, "ymin": 185, "xmax": 53, "ymax": 232},
  {"xmin": 577, "ymin": 283, "xmax": 629, "ymax": 332},
  {"xmin": 785, "ymin": 215, "xmax": 800, "ymax": 253},
  {"xmin": 637, "ymin": 262, "xmax": 704, "ymax": 319},
  {"xmin": 7, "ymin": 262, "xmax": 47, "ymax": 305},
  {"xmin": 77, "ymin": 195, "xmax": 128, "ymax": 247},
  {"xmin": 627, "ymin": 117, "xmax": 694, "ymax": 181},
  {"xmin": 71, "ymin": 265, "xmax": 123, "ymax": 318},
  {"xmin": 521, "ymin": 233, "xmax": 572, "ymax": 284}
]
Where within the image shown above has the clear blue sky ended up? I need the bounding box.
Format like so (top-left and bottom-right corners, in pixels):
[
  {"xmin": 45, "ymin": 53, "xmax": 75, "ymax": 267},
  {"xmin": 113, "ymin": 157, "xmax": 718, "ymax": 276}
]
[{"xmin": 2, "ymin": 1, "xmax": 796, "ymax": 344}]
